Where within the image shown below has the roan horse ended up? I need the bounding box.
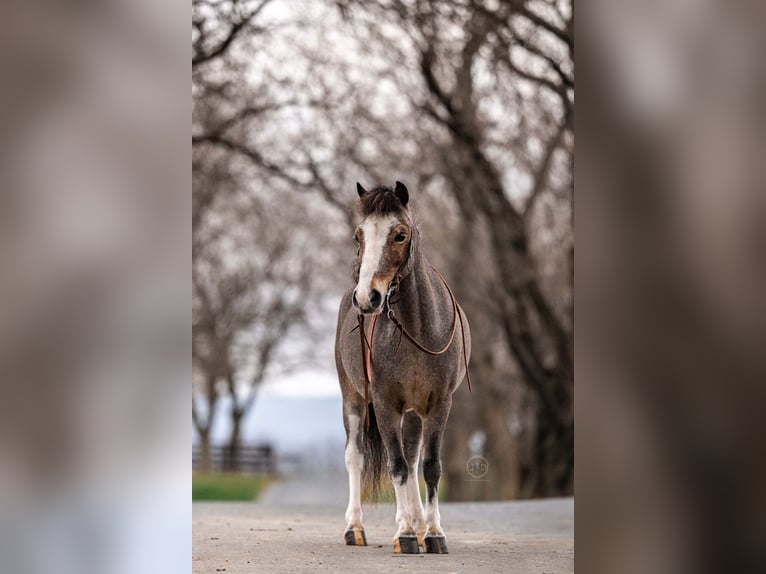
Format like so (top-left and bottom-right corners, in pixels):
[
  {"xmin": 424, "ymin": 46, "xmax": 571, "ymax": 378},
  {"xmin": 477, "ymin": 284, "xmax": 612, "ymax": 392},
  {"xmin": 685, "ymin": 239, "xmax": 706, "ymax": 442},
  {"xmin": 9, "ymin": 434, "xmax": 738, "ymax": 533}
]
[{"xmin": 335, "ymin": 181, "xmax": 471, "ymax": 554}]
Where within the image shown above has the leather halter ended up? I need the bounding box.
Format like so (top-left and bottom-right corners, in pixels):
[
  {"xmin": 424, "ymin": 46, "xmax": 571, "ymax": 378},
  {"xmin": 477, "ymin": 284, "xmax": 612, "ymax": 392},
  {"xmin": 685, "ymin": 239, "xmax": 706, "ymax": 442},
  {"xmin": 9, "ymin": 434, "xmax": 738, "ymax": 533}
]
[{"xmin": 355, "ymin": 240, "xmax": 472, "ymax": 429}]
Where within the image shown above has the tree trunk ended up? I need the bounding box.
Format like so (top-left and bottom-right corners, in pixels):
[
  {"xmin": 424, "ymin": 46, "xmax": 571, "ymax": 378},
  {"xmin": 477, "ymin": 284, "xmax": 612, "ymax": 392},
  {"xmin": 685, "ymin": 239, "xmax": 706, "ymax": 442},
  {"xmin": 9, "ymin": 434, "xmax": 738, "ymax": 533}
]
[
  {"xmin": 459, "ymin": 139, "xmax": 574, "ymax": 499},
  {"xmin": 517, "ymin": 398, "xmax": 574, "ymax": 497},
  {"xmin": 441, "ymin": 214, "xmax": 483, "ymax": 501},
  {"xmin": 498, "ymin": 277, "xmax": 574, "ymax": 498},
  {"xmin": 479, "ymin": 374, "xmax": 520, "ymax": 500},
  {"xmin": 442, "ymin": 381, "xmax": 473, "ymax": 501},
  {"xmin": 226, "ymin": 411, "xmax": 243, "ymax": 472},
  {"xmin": 197, "ymin": 429, "xmax": 213, "ymax": 473},
  {"xmin": 443, "ymin": 159, "xmax": 573, "ymax": 498},
  {"xmin": 447, "ymin": 172, "xmax": 573, "ymax": 497}
]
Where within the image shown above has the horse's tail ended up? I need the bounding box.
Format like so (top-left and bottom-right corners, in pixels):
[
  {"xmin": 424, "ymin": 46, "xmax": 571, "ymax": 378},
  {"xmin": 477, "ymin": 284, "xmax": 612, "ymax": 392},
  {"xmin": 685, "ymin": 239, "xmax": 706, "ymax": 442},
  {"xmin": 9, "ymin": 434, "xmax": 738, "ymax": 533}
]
[{"xmin": 361, "ymin": 404, "xmax": 389, "ymax": 502}]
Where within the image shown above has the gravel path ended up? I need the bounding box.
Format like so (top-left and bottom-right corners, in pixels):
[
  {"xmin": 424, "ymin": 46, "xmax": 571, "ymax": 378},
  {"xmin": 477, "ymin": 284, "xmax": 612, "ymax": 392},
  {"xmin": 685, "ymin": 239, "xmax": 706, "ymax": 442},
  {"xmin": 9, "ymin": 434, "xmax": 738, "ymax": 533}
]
[{"xmin": 193, "ymin": 476, "xmax": 574, "ymax": 573}]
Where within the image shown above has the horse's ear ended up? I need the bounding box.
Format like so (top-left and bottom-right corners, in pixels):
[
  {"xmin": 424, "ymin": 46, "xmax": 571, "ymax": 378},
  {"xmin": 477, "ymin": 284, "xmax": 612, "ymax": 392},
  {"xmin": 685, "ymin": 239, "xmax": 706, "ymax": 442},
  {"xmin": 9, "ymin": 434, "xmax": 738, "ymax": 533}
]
[
  {"xmin": 394, "ymin": 181, "xmax": 409, "ymax": 206},
  {"xmin": 356, "ymin": 182, "xmax": 367, "ymax": 197}
]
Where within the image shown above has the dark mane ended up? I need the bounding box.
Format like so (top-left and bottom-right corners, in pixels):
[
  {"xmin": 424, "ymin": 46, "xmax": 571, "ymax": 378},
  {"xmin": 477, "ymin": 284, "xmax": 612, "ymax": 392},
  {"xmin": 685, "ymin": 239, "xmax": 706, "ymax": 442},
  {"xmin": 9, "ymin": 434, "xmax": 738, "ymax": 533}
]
[{"xmin": 357, "ymin": 186, "xmax": 407, "ymax": 217}]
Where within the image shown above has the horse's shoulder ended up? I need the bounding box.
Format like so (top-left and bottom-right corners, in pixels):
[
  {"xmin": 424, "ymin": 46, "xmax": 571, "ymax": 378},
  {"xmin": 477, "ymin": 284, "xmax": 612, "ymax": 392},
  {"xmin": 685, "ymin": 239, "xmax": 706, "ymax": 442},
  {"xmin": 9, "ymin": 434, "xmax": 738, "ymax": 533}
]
[
  {"xmin": 338, "ymin": 289, "xmax": 354, "ymax": 311},
  {"xmin": 336, "ymin": 289, "xmax": 355, "ymax": 328}
]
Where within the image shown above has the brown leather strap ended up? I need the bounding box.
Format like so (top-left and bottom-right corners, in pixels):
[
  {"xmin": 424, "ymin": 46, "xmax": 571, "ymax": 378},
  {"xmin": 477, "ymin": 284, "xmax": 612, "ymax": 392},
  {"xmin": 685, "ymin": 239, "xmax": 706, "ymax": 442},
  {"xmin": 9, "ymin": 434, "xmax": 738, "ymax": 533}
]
[
  {"xmin": 386, "ymin": 267, "xmax": 472, "ymax": 391},
  {"xmin": 357, "ymin": 266, "xmax": 472, "ymax": 432},
  {"xmin": 358, "ymin": 313, "xmax": 378, "ymax": 430}
]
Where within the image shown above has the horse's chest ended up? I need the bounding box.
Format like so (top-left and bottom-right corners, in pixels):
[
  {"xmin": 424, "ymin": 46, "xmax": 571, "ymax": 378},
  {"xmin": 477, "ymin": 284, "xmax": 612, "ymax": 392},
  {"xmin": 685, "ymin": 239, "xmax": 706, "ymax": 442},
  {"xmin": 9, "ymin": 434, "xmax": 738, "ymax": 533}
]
[
  {"xmin": 361, "ymin": 355, "xmax": 422, "ymax": 408},
  {"xmin": 376, "ymin": 358, "xmax": 454, "ymax": 416},
  {"xmin": 343, "ymin": 320, "xmax": 454, "ymax": 408}
]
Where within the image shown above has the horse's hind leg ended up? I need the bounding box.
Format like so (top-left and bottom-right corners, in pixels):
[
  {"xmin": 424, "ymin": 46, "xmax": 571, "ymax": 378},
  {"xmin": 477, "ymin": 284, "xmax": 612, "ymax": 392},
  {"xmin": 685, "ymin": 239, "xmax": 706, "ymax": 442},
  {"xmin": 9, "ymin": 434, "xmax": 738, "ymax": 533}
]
[
  {"xmin": 422, "ymin": 399, "xmax": 451, "ymax": 554},
  {"xmin": 342, "ymin": 396, "xmax": 367, "ymax": 546},
  {"xmin": 402, "ymin": 411, "xmax": 426, "ymax": 547}
]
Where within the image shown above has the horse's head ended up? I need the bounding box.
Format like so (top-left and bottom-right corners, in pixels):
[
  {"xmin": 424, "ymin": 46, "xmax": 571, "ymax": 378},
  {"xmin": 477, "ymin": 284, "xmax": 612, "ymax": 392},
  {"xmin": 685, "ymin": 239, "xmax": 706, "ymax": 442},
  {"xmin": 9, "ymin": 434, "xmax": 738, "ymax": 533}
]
[{"xmin": 352, "ymin": 181, "xmax": 414, "ymax": 315}]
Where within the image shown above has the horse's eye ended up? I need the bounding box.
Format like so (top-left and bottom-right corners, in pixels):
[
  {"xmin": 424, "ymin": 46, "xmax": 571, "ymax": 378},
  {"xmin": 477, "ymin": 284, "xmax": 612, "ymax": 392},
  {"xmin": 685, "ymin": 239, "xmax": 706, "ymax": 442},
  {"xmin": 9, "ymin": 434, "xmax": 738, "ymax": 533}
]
[{"xmin": 394, "ymin": 232, "xmax": 407, "ymax": 243}]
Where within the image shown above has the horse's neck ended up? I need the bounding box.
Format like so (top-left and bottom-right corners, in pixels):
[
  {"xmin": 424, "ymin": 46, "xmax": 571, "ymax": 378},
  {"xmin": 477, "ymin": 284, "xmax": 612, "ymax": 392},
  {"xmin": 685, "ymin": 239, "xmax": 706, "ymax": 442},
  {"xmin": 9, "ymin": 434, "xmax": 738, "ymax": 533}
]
[{"xmin": 397, "ymin": 250, "xmax": 439, "ymax": 329}]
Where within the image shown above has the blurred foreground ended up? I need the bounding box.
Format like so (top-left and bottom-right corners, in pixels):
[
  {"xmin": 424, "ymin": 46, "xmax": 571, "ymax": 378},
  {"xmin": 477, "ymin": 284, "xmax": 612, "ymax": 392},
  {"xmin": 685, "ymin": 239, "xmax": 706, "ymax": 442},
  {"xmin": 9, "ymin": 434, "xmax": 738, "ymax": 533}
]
[
  {"xmin": 0, "ymin": 1, "xmax": 188, "ymax": 574},
  {"xmin": 578, "ymin": 1, "xmax": 766, "ymax": 573}
]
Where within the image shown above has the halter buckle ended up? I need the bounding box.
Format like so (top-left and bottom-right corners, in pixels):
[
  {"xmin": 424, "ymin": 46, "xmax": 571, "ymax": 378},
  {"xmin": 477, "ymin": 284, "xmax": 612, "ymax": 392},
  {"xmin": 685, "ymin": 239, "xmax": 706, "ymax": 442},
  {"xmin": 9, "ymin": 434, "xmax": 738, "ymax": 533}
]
[{"xmin": 384, "ymin": 277, "xmax": 399, "ymax": 314}]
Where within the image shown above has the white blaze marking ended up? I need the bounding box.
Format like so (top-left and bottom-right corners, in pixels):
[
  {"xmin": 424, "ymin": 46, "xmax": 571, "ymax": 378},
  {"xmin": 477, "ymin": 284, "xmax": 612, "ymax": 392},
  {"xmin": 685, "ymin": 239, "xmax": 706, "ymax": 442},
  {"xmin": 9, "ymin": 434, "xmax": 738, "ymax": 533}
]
[
  {"xmin": 345, "ymin": 414, "xmax": 364, "ymax": 528},
  {"xmin": 356, "ymin": 215, "xmax": 396, "ymax": 308}
]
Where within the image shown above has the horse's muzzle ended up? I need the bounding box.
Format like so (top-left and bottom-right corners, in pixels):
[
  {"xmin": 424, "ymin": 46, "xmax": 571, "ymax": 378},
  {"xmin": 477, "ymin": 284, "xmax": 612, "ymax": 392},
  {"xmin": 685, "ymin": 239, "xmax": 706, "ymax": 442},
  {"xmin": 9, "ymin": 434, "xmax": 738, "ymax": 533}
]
[{"xmin": 353, "ymin": 288, "xmax": 383, "ymax": 314}]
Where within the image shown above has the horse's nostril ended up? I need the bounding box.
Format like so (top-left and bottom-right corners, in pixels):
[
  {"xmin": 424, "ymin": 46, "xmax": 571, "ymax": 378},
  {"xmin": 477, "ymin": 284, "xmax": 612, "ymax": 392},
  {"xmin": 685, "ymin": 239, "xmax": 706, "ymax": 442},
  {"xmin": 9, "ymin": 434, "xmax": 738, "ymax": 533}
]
[
  {"xmin": 369, "ymin": 289, "xmax": 382, "ymax": 308},
  {"xmin": 352, "ymin": 289, "xmax": 359, "ymax": 307}
]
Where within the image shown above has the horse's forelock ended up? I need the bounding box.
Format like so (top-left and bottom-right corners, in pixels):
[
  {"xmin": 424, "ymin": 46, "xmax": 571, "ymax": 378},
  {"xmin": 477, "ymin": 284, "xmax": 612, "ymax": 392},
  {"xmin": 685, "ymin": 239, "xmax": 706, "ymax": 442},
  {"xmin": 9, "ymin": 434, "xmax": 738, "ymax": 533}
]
[{"xmin": 357, "ymin": 186, "xmax": 407, "ymax": 217}]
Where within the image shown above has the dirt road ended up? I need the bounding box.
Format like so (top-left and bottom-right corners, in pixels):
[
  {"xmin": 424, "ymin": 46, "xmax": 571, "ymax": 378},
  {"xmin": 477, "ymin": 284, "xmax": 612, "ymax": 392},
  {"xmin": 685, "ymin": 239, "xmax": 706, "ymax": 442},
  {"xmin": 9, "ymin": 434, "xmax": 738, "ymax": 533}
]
[{"xmin": 193, "ymin": 477, "xmax": 573, "ymax": 573}]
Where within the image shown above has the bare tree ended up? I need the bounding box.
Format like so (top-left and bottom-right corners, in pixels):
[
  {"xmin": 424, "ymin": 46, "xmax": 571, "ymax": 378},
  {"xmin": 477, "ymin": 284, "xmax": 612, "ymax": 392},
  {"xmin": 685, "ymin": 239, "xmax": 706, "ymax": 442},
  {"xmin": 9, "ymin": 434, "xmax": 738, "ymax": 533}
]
[
  {"xmin": 190, "ymin": 0, "xmax": 574, "ymax": 496},
  {"xmin": 192, "ymin": 0, "xmax": 322, "ymax": 470},
  {"xmin": 416, "ymin": 0, "xmax": 573, "ymax": 497},
  {"xmin": 193, "ymin": 0, "xmax": 273, "ymax": 70},
  {"xmin": 192, "ymin": 187, "xmax": 312, "ymax": 468},
  {"xmin": 461, "ymin": 2, "xmax": 570, "ymax": 497},
  {"xmin": 336, "ymin": 0, "xmax": 574, "ymax": 496}
]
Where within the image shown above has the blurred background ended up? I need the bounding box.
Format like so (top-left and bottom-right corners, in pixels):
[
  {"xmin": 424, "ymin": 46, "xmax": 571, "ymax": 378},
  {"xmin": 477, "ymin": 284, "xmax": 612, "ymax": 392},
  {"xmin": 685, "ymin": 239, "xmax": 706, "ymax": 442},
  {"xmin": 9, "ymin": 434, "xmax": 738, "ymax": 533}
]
[{"xmin": 192, "ymin": 0, "xmax": 573, "ymax": 502}]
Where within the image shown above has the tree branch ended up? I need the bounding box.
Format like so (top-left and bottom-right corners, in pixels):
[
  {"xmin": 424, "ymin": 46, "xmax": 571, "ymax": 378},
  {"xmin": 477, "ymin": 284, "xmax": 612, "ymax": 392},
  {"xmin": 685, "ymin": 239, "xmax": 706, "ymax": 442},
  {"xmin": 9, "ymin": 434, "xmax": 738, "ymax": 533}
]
[
  {"xmin": 523, "ymin": 121, "xmax": 567, "ymax": 220},
  {"xmin": 192, "ymin": 0, "xmax": 273, "ymax": 69}
]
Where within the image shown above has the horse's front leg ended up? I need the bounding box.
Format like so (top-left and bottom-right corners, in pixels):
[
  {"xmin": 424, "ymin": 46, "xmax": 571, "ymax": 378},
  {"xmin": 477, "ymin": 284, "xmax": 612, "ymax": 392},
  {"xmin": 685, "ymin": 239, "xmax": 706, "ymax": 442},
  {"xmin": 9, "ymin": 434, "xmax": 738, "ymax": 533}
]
[
  {"xmin": 402, "ymin": 411, "xmax": 426, "ymax": 547},
  {"xmin": 376, "ymin": 406, "xmax": 420, "ymax": 554},
  {"xmin": 421, "ymin": 399, "xmax": 451, "ymax": 554},
  {"xmin": 342, "ymin": 399, "xmax": 367, "ymax": 546}
]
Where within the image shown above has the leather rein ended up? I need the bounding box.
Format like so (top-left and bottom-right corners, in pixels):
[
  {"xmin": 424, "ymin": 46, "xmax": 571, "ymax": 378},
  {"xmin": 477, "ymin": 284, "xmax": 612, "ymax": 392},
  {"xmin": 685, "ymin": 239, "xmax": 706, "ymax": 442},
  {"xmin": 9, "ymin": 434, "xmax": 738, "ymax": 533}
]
[{"xmin": 354, "ymin": 257, "xmax": 472, "ymax": 430}]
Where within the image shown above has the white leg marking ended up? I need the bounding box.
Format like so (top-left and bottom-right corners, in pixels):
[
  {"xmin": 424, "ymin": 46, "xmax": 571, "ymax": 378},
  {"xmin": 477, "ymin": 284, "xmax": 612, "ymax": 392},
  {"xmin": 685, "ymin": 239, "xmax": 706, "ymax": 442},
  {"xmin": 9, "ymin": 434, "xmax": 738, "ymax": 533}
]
[
  {"xmin": 356, "ymin": 215, "xmax": 395, "ymax": 307},
  {"xmin": 425, "ymin": 493, "xmax": 444, "ymax": 537},
  {"xmin": 344, "ymin": 414, "xmax": 364, "ymax": 529},
  {"xmin": 406, "ymin": 449, "xmax": 426, "ymax": 539},
  {"xmin": 392, "ymin": 474, "xmax": 415, "ymax": 537}
]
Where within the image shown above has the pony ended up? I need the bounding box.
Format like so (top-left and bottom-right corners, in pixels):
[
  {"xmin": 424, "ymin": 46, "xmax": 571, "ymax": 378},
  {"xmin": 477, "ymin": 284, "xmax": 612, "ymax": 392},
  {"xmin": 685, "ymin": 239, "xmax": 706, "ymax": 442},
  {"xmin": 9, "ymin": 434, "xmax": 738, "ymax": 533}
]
[{"xmin": 334, "ymin": 181, "xmax": 471, "ymax": 554}]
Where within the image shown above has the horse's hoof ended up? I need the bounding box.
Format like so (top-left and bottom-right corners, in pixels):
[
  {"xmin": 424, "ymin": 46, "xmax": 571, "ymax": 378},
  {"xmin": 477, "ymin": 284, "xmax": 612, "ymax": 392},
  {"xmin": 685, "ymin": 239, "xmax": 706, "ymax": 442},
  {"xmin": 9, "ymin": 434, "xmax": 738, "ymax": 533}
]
[
  {"xmin": 344, "ymin": 528, "xmax": 367, "ymax": 546},
  {"xmin": 424, "ymin": 535, "xmax": 448, "ymax": 554},
  {"xmin": 394, "ymin": 535, "xmax": 420, "ymax": 554}
]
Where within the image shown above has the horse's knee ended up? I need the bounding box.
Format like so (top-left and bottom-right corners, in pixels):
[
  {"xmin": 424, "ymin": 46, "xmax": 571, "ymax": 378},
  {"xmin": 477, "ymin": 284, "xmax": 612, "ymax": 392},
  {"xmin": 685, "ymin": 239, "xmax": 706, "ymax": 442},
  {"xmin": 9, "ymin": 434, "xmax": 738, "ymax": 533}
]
[
  {"xmin": 404, "ymin": 449, "xmax": 420, "ymax": 471},
  {"xmin": 403, "ymin": 440, "xmax": 423, "ymax": 477},
  {"xmin": 423, "ymin": 457, "xmax": 441, "ymax": 482},
  {"xmin": 388, "ymin": 455, "xmax": 409, "ymax": 485}
]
